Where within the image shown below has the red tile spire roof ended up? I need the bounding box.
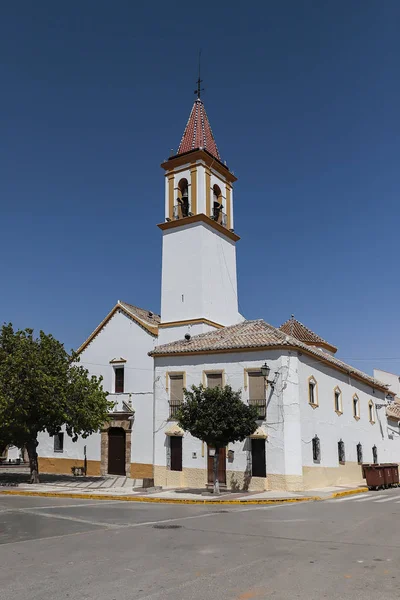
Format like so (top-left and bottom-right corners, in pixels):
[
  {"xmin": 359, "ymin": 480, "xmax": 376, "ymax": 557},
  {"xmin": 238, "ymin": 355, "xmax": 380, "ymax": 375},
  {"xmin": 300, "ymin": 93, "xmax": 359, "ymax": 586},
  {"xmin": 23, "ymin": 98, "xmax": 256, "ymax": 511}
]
[{"xmin": 176, "ymin": 99, "xmax": 221, "ymax": 160}]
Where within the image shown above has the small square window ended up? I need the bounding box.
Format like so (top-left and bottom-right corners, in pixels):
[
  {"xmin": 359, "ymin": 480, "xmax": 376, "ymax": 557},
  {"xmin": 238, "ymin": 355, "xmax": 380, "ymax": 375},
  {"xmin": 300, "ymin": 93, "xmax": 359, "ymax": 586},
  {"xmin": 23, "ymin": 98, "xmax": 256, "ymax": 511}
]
[{"xmin": 54, "ymin": 432, "xmax": 64, "ymax": 453}]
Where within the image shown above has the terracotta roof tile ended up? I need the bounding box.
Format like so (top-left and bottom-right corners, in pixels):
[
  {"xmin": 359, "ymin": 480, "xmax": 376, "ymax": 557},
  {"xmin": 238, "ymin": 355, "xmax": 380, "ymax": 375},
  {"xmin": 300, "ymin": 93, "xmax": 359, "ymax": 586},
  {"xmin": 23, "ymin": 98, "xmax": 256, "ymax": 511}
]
[
  {"xmin": 150, "ymin": 319, "xmax": 386, "ymax": 390},
  {"xmin": 176, "ymin": 99, "xmax": 220, "ymax": 160},
  {"xmin": 279, "ymin": 317, "xmax": 337, "ymax": 353},
  {"xmin": 387, "ymin": 401, "xmax": 400, "ymax": 421},
  {"xmin": 119, "ymin": 301, "xmax": 160, "ymax": 327}
]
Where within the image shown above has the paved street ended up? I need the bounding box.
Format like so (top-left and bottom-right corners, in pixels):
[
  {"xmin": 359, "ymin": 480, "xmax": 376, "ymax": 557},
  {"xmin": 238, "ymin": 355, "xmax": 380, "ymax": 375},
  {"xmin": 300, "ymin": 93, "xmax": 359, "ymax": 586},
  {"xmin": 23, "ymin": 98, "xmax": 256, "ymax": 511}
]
[{"xmin": 1, "ymin": 490, "xmax": 400, "ymax": 600}]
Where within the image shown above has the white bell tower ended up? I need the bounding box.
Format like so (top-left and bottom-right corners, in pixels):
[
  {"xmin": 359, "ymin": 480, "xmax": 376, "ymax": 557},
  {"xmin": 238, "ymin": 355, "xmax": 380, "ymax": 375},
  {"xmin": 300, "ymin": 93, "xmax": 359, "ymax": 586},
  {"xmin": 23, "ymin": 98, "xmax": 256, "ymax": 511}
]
[{"xmin": 158, "ymin": 95, "xmax": 242, "ymax": 344}]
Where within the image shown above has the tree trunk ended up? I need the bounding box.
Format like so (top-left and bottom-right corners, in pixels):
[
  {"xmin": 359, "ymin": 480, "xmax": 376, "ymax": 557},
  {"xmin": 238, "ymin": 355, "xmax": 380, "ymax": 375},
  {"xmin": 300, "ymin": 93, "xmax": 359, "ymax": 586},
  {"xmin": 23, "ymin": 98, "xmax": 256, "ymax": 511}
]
[
  {"xmin": 26, "ymin": 439, "xmax": 39, "ymax": 483},
  {"xmin": 213, "ymin": 446, "xmax": 220, "ymax": 495}
]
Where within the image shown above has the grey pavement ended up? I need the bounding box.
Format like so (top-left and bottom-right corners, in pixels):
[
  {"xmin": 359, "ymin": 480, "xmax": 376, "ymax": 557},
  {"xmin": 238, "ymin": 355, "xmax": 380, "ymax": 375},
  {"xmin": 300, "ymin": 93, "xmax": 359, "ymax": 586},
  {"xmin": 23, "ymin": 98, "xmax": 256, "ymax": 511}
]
[
  {"xmin": 1, "ymin": 489, "xmax": 400, "ymax": 599},
  {"xmin": 0, "ymin": 467, "xmax": 367, "ymax": 500}
]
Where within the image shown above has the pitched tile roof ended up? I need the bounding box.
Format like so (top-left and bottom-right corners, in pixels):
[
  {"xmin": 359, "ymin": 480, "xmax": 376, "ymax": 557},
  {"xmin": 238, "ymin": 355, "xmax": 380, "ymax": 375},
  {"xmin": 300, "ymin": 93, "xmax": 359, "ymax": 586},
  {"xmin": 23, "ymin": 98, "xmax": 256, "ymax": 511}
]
[
  {"xmin": 118, "ymin": 301, "xmax": 160, "ymax": 328},
  {"xmin": 279, "ymin": 316, "xmax": 337, "ymax": 353},
  {"xmin": 386, "ymin": 401, "xmax": 400, "ymax": 421},
  {"xmin": 150, "ymin": 319, "xmax": 387, "ymax": 391},
  {"xmin": 77, "ymin": 301, "xmax": 160, "ymax": 354},
  {"xmin": 176, "ymin": 99, "xmax": 221, "ymax": 160}
]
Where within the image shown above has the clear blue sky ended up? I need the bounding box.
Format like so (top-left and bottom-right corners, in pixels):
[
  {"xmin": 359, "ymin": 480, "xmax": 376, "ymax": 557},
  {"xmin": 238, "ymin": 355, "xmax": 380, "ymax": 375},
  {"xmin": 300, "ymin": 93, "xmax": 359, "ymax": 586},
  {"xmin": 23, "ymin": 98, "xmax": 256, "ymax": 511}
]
[{"xmin": 1, "ymin": 1, "xmax": 399, "ymax": 375}]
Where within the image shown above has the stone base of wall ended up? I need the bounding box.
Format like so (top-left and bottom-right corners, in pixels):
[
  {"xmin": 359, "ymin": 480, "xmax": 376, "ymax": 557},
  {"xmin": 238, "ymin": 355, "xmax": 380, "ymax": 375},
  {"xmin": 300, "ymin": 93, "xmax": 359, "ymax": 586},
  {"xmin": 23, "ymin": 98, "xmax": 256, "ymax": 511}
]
[
  {"xmin": 302, "ymin": 463, "xmax": 365, "ymax": 490},
  {"xmin": 267, "ymin": 473, "xmax": 304, "ymax": 492},
  {"xmin": 154, "ymin": 466, "xmax": 268, "ymax": 491},
  {"xmin": 130, "ymin": 463, "xmax": 153, "ymax": 479},
  {"xmin": 38, "ymin": 457, "xmax": 101, "ymax": 476}
]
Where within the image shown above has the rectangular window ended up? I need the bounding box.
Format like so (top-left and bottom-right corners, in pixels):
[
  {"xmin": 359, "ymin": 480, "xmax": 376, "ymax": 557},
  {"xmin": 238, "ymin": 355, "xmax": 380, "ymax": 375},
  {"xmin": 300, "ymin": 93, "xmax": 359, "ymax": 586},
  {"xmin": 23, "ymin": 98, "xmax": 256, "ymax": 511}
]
[
  {"xmin": 115, "ymin": 367, "xmax": 124, "ymax": 393},
  {"xmin": 248, "ymin": 372, "xmax": 266, "ymax": 419},
  {"xmin": 334, "ymin": 391, "xmax": 341, "ymax": 413},
  {"xmin": 170, "ymin": 436, "xmax": 182, "ymax": 471},
  {"xmin": 169, "ymin": 374, "xmax": 184, "ymax": 419},
  {"xmin": 372, "ymin": 445, "xmax": 378, "ymax": 464},
  {"xmin": 207, "ymin": 373, "xmax": 223, "ymax": 389},
  {"xmin": 54, "ymin": 432, "xmax": 64, "ymax": 453},
  {"xmin": 357, "ymin": 443, "xmax": 363, "ymax": 464},
  {"xmin": 338, "ymin": 440, "xmax": 345, "ymax": 464},
  {"xmin": 251, "ymin": 439, "xmax": 266, "ymax": 478}
]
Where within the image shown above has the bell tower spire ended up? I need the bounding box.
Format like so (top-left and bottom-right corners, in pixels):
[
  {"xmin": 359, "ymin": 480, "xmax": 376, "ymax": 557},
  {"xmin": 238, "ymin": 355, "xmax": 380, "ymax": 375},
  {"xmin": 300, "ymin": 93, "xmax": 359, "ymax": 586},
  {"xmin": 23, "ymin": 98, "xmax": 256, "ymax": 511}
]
[{"xmin": 158, "ymin": 92, "xmax": 242, "ymax": 344}]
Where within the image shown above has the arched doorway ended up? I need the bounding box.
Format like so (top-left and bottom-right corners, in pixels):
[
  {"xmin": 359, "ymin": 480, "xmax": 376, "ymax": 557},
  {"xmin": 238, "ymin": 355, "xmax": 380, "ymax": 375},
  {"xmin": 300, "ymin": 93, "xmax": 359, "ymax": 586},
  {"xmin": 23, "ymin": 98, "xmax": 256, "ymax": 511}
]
[{"xmin": 108, "ymin": 427, "xmax": 126, "ymax": 475}]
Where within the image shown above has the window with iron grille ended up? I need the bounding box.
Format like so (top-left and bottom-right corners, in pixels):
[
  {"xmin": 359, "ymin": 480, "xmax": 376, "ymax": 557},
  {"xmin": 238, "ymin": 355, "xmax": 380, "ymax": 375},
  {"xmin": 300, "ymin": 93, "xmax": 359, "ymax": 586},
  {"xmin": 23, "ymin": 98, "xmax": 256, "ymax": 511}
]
[
  {"xmin": 169, "ymin": 374, "xmax": 184, "ymax": 419},
  {"xmin": 372, "ymin": 445, "xmax": 378, "ymax": 464},
  {"xmin": 312, "ymin": 436, "xmax": 321, "ymax": 463},
  {"xmin": 248, "ymin": 372, "xmax": 266, "ymax": 419},
  {"xmin": 114, "ymin": 367, "xmax": 124, "ymax": 393},
  {"xmin": 338, "ymin": 440, "xmax": 345, "ymax": 464},
  {"xmin": 357, "ymin": 443, "xmax": 363, "ymax": 464},
  {"xmin": 54, "ymin": 432, "xmax": 64, "ymax": 453},
  {"xmin": 170, "ymin": 436, "xmax": 182, "ymax": 471}
]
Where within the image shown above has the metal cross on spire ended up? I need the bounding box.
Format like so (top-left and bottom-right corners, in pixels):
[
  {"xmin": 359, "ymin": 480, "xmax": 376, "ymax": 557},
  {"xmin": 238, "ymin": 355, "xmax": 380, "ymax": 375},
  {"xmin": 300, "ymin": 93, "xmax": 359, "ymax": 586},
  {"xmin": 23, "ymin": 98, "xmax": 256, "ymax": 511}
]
[{"xmin": 194, "ymin": 50, "xmax": 204, "ymax": 100}]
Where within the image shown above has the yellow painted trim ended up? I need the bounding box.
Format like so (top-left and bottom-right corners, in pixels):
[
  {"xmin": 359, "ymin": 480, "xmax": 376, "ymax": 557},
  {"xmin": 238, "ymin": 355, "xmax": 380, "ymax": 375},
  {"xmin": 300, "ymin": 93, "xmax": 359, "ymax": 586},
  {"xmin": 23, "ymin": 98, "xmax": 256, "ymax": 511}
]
[
  {"xmin": 304, "ymin": 341, "xmax": 338, "ymax": 354},
  {"xmin": 168, "ymin": 173, "xmax": 174, "ymax": 221},
  {"xmin": 0, "ymin": 490, "xmax": 318, "ymax": 505},
  {"xmin": 352, "ymin": 393, "xmax": 360, "ymax": 419},
  {"xmin": 159, "ymin": 318, "xmax": 224, "ymax": 329},
  {"xmin": 190, "ymin": 163, "xmax": 197, "ymax": 215},
  {"xmin": 368, "ymin": 400, "xmax": 375, "ymax": 424},
  {"xmin": 77, "ymin": 303, "xmax": 158, "ymax": 354},
  {"xmin": 161, "ymin": 150, "xmax": 237, "ymax": 183},
  {"xmin": 308, "ymin": 375, "xmax": 319, "ymax": 407},
  {"xmin": 225, "ymin": 183, "xmax": 231, "ymax": 230},
  {"xmin": 109, "ymin": 357, "xmax": 127, "ymax": 364},
  {"xmin": 333, "ymin": 385, "xmax": 343, "ymax": 414},
  {"xmin": 203, "ymin": 369, "xmax": 225, "ymax": 387},
  {"xmin": 205, "ymin": 167, "xmax": 211, "ymax": 218},
  {"xmin": 331, "ymin": 487, "xmax": 368, "ymax": 499},
  {"xmin": 158, "ymin": 213, "xmax": 240, "ymax": 242},
  {"xmin": 166, "ymin": 371, "xmax": 187, "ymax": 391}
]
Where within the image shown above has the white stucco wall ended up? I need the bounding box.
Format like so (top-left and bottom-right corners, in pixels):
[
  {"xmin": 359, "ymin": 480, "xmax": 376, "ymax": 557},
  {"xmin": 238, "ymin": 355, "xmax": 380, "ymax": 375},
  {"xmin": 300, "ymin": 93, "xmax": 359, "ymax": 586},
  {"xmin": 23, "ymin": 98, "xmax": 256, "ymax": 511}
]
[
  {"xmin": 160, "ymin": 221, "xmax": 240, "ymax": 326},
  {"xmin": 374, "ymin": 369, "xmax": 400, "ymax": 397},
  {"xmin": 154, "ymin": 350, "xmax": 295, "ymax": 487},
  {"xmin": 37, "ymin": 308, "xmax": 157, "ymax": 470},
  {"xmin": 299, "ymin": 355, "xmax": 390, "ymax": 470},
  {"xmin": 158, "ymin": 322, "xmax": 221, "ymax": 345}
]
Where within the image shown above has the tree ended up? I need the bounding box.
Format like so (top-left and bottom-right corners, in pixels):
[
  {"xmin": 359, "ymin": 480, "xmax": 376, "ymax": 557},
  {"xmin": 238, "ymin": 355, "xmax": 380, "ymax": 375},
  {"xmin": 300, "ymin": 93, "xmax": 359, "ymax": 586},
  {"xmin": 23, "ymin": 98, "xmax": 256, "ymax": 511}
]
[
  {"xmin": 0, "ymin": 324, "xmax": 113, "ymax": 483},
  {"xmin": 177, "ymin": 384, "xmax": 259, "ymax": 495}
]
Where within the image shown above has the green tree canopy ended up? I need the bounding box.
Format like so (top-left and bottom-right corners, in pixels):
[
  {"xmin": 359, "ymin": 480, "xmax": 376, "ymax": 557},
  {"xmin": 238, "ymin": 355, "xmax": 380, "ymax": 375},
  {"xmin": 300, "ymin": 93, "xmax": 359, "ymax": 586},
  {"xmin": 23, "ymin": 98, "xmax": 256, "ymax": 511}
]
[
  {"xmin": 177, "ymin": 384, "xmax": 259, "ymax": 494},
  {"xmin": 0, "ymin": 323, "xmax": 113, "ymax": 482}
]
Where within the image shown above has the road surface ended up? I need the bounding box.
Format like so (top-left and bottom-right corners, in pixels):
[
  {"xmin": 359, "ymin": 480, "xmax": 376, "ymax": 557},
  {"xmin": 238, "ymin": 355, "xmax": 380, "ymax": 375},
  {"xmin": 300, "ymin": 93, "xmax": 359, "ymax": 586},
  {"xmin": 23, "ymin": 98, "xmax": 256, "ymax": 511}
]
[{"xmin": 1, "ymin": 489, "xmax": 400, "ymax": 600}]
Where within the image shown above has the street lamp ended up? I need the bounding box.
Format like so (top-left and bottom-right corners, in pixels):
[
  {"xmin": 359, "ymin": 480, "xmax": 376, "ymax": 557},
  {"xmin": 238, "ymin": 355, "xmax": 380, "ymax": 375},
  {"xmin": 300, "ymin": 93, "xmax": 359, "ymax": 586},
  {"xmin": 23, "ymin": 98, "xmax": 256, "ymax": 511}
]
[{"xmin": 260, "ymin": 362, "xmax": 277, "ymax": 389}]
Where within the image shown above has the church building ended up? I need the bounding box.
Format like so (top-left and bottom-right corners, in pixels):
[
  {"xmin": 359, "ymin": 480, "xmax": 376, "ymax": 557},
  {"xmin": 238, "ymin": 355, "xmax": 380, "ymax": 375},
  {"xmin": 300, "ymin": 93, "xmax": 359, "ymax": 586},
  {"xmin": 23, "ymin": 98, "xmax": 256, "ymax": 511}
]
[{"xmin": 37, "ymin": 91, "xmax": 400, "ymax": 491}]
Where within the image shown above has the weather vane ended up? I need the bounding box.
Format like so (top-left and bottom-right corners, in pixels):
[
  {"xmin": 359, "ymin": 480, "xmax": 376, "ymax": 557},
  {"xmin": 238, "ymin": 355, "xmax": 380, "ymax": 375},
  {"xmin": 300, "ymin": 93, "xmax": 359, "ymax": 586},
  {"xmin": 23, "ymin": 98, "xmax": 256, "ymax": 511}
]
[{"xmin": 194, "ymin": 50, "xmax": 204, "ymax": 99}]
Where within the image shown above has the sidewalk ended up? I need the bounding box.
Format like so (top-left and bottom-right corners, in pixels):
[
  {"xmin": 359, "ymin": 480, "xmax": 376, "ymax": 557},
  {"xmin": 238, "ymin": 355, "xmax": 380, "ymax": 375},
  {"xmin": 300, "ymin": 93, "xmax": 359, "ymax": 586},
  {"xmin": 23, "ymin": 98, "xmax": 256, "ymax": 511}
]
[{"xmin": 0, "ymin": 470, "xmax": 368, "ymax": 504}]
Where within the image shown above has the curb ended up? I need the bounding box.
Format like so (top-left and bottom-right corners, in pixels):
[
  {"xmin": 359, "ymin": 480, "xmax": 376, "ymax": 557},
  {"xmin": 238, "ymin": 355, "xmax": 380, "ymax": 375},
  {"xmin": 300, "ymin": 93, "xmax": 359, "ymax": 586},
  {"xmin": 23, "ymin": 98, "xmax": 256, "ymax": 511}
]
[
  {"xmin": 330, "ymin": 487, "xmax": 369, "ymax": 499},
  {"xmin": 0, "ymin": 489, "xmax": 322, "ymax": 505}
]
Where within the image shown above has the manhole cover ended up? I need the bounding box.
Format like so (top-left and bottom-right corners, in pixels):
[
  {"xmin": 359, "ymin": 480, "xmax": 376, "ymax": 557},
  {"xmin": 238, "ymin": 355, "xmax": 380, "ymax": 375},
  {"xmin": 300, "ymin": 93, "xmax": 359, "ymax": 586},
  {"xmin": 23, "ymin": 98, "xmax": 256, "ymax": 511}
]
[{"xmin": 153, "ymin": 524, "xmax": 182, "ymax": 529}]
